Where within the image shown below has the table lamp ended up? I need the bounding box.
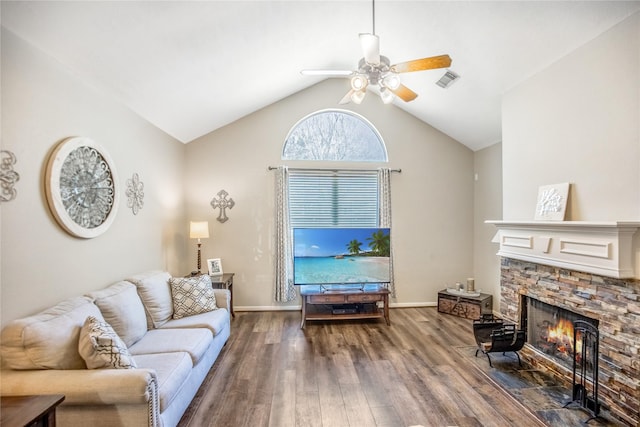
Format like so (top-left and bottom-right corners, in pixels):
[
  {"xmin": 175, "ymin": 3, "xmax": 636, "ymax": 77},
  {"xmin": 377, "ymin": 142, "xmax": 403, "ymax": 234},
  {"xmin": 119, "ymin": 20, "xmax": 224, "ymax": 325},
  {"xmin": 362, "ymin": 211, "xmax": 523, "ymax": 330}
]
[{"xmin": 189, "ymin": 221, "xmax": 209, "ymax": 274}]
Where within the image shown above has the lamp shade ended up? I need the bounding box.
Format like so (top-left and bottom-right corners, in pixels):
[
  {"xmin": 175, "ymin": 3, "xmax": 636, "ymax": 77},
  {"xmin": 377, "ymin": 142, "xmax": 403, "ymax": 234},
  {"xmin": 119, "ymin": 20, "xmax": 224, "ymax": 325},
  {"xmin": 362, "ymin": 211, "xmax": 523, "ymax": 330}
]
[{"xmin": 189, "ymin": 221, "xmax": 209, "ymax": 239}]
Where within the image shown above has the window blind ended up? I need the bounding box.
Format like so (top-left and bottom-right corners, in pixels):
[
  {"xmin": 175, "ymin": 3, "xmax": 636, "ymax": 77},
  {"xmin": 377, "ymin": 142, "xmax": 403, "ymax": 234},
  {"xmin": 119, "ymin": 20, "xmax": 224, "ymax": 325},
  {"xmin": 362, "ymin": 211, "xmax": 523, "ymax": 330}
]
[{"xmin": 288, "ymin": 169, "xmax": 379, "ymax": 227}]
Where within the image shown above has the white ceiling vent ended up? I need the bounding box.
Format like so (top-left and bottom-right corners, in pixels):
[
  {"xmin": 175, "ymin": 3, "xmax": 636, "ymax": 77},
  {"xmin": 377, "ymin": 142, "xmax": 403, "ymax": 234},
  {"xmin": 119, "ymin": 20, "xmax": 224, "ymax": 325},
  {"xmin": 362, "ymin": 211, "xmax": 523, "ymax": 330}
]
[{"xmin": 436, "ymin": 70, "xmax": 460, "ymax": 88}]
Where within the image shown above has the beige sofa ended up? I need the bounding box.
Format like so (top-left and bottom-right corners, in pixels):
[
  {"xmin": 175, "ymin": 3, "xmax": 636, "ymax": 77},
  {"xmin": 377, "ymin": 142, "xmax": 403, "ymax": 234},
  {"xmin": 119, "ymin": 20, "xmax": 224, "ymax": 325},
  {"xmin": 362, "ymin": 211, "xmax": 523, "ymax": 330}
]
[{"xmin": 0, "ymin": 271, "xmax": 230, "ymax": 427}]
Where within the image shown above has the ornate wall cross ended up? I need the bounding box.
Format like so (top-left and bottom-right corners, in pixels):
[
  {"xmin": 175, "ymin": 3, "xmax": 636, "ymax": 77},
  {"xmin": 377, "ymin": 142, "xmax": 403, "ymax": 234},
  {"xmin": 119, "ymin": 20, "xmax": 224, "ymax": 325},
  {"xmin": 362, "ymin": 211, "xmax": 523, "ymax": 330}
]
[{"xmin": 210, "ymin": 189, "xmax": 235, "ymax": 223}]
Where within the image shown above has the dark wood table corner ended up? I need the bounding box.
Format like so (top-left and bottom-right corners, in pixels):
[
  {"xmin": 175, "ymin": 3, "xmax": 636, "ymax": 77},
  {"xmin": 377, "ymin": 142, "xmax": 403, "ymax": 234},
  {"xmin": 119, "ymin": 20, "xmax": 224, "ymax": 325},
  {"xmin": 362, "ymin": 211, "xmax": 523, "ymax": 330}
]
[{"xmin": 0, "ymin": 394, "xmax": 65, "ymax": 427}]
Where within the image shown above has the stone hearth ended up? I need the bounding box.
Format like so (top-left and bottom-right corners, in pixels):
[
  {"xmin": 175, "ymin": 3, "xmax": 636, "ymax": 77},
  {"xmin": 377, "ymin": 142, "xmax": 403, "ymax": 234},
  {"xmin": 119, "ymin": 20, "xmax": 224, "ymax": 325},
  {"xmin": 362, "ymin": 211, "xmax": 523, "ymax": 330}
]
[{"xmin": 500, "ymin": 257, "xmax": 640, "ymax": 426}]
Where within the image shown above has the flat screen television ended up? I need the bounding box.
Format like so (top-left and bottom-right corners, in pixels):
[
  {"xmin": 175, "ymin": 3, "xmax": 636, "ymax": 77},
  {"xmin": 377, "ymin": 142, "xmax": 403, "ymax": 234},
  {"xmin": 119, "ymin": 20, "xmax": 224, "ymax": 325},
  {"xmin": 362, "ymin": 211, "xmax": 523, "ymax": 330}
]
[{"xmin": 293, "ymin": 227, "xmax": 391, "ymax": 287}]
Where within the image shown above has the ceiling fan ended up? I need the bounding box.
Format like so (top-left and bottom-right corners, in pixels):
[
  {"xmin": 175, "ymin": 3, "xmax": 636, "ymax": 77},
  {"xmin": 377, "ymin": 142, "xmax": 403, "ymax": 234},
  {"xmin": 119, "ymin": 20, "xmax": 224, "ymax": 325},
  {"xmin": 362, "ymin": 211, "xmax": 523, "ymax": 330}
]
[{"xmin": 301, "ymin": 0, "xmax": 452, "ymax": 105}]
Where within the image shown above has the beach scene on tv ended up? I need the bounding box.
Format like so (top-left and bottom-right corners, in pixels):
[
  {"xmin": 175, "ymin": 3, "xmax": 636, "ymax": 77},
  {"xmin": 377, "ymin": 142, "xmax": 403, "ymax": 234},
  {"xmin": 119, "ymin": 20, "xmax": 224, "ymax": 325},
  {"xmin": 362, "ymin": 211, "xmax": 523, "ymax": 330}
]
[{"xmin": 293, "ymin": 227, "xmax": 391, "ymax": 285}]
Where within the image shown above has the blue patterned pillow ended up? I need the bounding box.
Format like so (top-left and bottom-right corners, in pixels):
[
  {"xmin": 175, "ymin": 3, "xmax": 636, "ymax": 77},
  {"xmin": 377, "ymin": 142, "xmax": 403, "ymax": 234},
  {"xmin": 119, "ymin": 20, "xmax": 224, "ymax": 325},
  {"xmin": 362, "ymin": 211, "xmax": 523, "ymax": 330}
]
[
  {"xmin": 170, "ymin": 275, "xmax": 217, "ymax": 319},
  {"xmin": 78, "ymin": 316, "xmax": 137, "ymax": 369}
]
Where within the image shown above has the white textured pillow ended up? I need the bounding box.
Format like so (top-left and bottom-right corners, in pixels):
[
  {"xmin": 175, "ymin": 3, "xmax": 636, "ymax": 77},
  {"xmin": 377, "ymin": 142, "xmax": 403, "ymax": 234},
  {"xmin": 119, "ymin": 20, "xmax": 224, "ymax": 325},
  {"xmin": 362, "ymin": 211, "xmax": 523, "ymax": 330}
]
[
  {"xmin": 127, "ymin": 271, "xmax": 173, "ymax": 328},
  {"xmin": 86, "ymin": 281, "xmax": 147, "ymax": 347},
  {"xmin": 79, "ymin": 316, "xmax": 137, "ymax": 369},
  {"xmin": 170, "ymin": 275, "xmax": 217, "ymax": 319}
]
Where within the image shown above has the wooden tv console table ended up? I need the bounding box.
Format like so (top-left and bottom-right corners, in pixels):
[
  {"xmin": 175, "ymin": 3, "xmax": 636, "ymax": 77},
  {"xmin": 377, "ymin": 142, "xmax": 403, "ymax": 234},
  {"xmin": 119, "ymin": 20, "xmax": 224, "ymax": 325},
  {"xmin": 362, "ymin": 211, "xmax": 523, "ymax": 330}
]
[{"xmin": 299, "ymin": 285, "xmax": 390, "ymax": 329}]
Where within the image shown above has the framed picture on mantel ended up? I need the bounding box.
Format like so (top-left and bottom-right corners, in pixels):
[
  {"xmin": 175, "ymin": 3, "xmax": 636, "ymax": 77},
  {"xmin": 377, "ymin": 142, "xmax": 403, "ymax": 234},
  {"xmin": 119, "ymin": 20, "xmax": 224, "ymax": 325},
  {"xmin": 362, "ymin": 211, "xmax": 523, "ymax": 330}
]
[
  {"xmin": 535, "ymin": 183, "xmax": 569, "ymax": 220},
  {"xmin": 207, "ymin": 258, "xmax": 223, "ymax": 276}
]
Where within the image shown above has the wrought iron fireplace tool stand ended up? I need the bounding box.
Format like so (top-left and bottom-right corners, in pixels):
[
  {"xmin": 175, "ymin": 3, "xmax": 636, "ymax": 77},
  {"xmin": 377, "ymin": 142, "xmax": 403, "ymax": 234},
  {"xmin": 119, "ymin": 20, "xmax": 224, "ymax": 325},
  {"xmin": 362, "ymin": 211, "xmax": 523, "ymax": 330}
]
[{"xmin": 563, "ymin": 319, "xmax": 602, "ymax": 424}]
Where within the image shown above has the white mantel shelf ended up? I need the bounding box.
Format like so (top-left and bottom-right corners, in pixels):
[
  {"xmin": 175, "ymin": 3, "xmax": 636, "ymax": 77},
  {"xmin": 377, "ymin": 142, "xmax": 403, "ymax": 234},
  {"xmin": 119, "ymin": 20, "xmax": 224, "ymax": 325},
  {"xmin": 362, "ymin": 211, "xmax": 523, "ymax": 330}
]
[{"xmin": 486, "ymin": 220, "xmax": 640, "ymax": 279}]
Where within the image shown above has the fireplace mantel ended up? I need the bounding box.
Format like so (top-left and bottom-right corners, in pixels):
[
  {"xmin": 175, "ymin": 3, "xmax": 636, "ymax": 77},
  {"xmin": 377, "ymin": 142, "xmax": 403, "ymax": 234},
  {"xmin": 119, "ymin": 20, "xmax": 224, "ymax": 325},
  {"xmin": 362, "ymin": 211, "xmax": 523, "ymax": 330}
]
[{"xmin": 486, "ymin": 220, "xmax": 640, "ymax": 278}]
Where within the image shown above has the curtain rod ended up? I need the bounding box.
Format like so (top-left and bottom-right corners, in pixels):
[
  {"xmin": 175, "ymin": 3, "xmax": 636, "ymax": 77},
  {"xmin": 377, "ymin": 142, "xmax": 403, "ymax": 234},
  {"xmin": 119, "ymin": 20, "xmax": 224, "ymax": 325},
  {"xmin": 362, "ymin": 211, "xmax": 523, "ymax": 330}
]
[{"xmin": 268, "ymin": 166, "xmax": 401, "ymax": 173}]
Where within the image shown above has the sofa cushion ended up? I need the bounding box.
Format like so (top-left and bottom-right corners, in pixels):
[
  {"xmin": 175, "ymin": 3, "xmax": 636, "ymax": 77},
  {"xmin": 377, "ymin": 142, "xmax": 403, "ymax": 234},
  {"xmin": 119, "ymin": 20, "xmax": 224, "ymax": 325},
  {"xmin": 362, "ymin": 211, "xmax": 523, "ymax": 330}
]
[
  {"xmin": 160, "ymin": 307, "xmax": 229, "ymax": 337},
  {"xmin": 128, "ymin": 328, "xmax": 213, "ymax": 365},
  {"xmin": 79, "ymin": 316, "xmax": 137, "ymax": 369},
  {"xmin": 86, "ymin": 281, "xmax": 147, "ymax": 347},
  {"xmin": 0, "ymin": 296, "xmax": 103, "ymax": 370},
  {"xmin": 169, "ymin": 276, "xmax": 217, "ymax": 319},
  {"xmin": 133, "ymin": 351, "xmax": 192, "ymax": 412},
  {"xmin": 126, "ymin": 271, "xmax": 173, "ymax": 329}
]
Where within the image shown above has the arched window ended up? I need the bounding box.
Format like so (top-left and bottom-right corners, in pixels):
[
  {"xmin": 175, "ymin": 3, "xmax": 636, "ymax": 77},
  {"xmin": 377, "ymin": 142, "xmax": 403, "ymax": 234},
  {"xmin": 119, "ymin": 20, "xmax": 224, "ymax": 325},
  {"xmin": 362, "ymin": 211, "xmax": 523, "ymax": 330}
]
[
  {"xmin": 282, "ymin": 109, "xmax": 387, "ymax": 162},
  {"xmin": 274, "ymin": 110, "xmax": 396, "ymax": 301}
]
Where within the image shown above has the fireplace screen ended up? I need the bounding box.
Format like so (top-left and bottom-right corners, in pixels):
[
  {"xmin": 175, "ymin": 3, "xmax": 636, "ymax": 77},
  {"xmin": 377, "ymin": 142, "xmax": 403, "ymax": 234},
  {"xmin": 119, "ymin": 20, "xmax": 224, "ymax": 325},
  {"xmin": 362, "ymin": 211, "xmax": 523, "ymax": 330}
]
[{"xmin": 526, "ymin": 298, "xmax": 599, "ymax": 369}]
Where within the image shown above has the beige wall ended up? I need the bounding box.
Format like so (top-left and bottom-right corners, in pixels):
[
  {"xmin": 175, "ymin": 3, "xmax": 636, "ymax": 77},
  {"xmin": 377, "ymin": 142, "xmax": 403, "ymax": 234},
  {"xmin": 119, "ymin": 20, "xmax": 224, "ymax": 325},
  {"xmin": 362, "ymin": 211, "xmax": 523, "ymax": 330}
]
[
  {"xmin": 473, "ymin": 143, "xmax": 502, "ymax": 303},
  {"xmin": 1, "ymin": 29, "xmax": 187, "ymax": 325},
  {"xmin": 185, "ymin": 79, "xmax": 475, "ymax": 309},
  {"xmin": 11, "ymin": 9, "xmax": 633, "ymax": 321},
  {"xmin": 6, "ymin": 10, "xmax": 634, "ymax": 322},
  {"xmin": 502, "ymin": 12, "xmax": 640, "ymax": 221},
  {"xmin": 482, "ymin": 13, "xmax": 640, "ymax": 304}
]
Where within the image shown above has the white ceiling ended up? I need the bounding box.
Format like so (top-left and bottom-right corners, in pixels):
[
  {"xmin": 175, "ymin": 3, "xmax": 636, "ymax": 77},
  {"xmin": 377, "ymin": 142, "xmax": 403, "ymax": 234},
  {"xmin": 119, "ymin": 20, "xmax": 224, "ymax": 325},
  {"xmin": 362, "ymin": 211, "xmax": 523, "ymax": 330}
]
[{"xmin": 2, "ymin": 1, "xmax": 639, "ymax": 151}]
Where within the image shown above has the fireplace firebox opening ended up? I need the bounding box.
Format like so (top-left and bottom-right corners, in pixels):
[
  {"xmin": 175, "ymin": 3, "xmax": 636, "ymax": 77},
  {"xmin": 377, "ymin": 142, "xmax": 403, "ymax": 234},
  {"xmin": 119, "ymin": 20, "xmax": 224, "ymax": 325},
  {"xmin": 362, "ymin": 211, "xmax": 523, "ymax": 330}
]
[{"xmin": 520, "ymin": 296, "xmax": 599, "ymax": 370}]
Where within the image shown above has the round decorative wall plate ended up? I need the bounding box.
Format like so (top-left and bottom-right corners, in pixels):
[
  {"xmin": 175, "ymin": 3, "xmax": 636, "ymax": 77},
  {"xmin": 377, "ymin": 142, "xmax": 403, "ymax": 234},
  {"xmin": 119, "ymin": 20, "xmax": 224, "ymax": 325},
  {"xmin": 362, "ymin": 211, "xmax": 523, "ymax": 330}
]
[{"xmin": 45, "ymin": 137, "xmax": 119, "ymax": 238}]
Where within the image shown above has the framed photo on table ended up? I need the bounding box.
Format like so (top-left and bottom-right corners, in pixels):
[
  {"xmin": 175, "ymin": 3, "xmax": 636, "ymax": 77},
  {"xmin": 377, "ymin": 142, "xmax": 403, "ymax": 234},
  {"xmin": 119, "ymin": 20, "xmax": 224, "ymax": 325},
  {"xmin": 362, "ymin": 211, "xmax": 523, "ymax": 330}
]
[{"xmin": 207, "ymin": 258, "xmax": 223, "ymax": 276}]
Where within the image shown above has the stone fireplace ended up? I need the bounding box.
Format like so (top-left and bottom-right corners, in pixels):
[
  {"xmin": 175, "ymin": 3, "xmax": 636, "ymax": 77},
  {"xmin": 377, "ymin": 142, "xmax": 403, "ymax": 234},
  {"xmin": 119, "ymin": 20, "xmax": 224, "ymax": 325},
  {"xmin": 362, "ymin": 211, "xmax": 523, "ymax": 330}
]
[{"xmin": 489, "ymin": 221, "xmax": 640, "ymax": 426}]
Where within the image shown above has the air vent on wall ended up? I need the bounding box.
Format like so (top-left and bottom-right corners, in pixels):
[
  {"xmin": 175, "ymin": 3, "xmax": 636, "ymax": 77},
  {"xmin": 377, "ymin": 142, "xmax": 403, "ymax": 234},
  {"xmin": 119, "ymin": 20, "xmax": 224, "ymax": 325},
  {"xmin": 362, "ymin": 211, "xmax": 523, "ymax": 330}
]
[{"xmin": 436, "ymin": 70, "xmax": 460, "ymax": 88}]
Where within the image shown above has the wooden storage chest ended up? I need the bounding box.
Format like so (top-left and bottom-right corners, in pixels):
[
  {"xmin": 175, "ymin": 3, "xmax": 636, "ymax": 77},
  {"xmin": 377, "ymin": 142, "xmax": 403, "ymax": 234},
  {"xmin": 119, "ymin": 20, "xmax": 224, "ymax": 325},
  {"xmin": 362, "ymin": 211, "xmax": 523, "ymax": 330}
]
[{"xmin": 437, "ymin": 289, "xmax": 493, "ymax": 320}]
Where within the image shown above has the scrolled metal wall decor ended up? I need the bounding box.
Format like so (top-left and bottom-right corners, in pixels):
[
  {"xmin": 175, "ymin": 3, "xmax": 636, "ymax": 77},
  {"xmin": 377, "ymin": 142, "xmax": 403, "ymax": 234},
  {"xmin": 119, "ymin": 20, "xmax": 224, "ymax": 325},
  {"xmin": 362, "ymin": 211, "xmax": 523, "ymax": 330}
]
[
  {"xmin": 45, "ymin": 137, "xmax": 119, "ymax": 238},
  {"xmin": 126, "ymin": 173, "xmax": 144, "ymax": 215},
  {"xmin": 210, "ymin": 189, "xmax": 235, "ymax": 223},
  {"xmin": 1, "ymin": 150, "xmax": 20, "ymax": 202}
]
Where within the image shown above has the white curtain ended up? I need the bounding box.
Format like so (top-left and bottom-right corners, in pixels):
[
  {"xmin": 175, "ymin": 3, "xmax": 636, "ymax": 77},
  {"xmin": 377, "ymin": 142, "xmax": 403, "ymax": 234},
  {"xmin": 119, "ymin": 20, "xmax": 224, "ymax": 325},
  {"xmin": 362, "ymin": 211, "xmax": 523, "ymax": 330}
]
[
  {"xmin": 274, "ymin": 166, "xmax": 297, "ymax": 302},
  {"xmin": 378, "ymin": 168, "xmax": 396, "ymax": 298}
]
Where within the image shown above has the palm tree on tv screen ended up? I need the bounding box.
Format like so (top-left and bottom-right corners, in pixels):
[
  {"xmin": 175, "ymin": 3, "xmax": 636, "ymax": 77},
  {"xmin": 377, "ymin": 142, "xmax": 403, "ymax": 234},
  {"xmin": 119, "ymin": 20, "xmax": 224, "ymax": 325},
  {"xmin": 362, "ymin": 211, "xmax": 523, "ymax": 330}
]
[
  {"xmin": 367, "ymin": 230, "xmax": 390, "ymax": 257},
  {"xmin": 346, "ymin": 239, "xmax": 362, "ymax": 255}
]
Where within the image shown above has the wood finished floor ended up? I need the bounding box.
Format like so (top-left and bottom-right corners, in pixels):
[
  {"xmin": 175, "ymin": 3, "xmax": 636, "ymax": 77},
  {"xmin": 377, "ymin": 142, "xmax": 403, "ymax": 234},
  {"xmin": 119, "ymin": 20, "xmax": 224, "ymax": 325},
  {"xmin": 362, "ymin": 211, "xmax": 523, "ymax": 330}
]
[{"xmin": 178, "ymin": 308, "xmax": 547, "ymax": 427}]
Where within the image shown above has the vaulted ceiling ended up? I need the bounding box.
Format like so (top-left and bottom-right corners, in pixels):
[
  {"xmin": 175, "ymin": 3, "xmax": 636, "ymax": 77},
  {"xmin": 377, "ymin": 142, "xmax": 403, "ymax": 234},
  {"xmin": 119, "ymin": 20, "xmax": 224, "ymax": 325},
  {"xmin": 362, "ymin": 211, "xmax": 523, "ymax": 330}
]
[{"xmin": 2, "ymin": 1, "xmax": 638, "ymax": 151}]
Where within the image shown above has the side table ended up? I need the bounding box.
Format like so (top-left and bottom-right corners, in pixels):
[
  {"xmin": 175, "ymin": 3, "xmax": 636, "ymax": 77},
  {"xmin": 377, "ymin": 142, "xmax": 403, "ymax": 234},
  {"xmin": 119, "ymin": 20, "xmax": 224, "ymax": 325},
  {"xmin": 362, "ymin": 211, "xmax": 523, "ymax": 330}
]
[
  {"xmin": 210, "ymin": 273, "xmax": 234, "ymax": 317},
  {"xmin": 0, "ymin": 394, "xmax": 65, "ymax": 427}
]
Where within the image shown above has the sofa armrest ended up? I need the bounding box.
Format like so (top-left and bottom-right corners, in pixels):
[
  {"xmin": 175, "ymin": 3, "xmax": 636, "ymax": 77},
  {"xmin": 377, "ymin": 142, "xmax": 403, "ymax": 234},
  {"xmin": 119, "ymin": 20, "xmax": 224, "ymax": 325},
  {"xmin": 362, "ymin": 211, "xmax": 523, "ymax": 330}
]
[
  {"xmin": 213, "ymin": 289, "xmax": 230, "ymax": 312},
  {"xmin": 0, "ymin": 368, "xmax": 157, "ymax": 405}
]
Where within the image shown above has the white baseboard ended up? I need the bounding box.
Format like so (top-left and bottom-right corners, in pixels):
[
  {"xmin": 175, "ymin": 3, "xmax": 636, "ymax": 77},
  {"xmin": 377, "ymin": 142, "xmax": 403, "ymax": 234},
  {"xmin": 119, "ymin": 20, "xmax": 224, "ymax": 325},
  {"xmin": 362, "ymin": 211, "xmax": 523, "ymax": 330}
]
[
  {"xmin": 390, "ymin": 302, "xmax": 437, "ymax": 308},
  {"xmin": 235, "ymin": 305, "xmax": 302, "ymax": 312},
  {"xmin": 234, "ymin": 302, "xmax": 438, "ymax": 312}
]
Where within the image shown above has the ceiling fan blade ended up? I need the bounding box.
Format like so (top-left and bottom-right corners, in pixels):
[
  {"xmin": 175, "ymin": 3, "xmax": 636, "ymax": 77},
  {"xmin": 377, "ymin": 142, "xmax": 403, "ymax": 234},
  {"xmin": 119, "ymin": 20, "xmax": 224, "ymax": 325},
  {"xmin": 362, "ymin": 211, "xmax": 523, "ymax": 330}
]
[
  {"xmin": 301, "ymin": 69, "xmax": 354, "ymax": 77},
  {"xmin": 391, "ymin": 54, "xmax": 452, "ymax": 73},
  {"xmin": 359, "ymin": 33, "xmax": 380, "ymax": 65},
  {"xmin": 339, "ymin": 89, "xmax": 355, "ymax": 105},
  {"xmin": 390, "ymin": 84, "xmax": 418, "ymax": 102}
]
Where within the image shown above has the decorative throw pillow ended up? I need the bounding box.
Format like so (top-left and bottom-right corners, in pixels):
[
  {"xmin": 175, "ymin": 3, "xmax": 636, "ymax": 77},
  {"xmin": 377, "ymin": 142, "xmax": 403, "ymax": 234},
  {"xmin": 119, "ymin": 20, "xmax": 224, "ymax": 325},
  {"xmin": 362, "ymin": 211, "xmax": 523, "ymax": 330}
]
[
  {"xmin": 78, "ymin": 316, "xmax": 137, "ymax": 369},
  {"xmin": 170, "ymin": 275, "xmax": 217, "ymax": 319}
]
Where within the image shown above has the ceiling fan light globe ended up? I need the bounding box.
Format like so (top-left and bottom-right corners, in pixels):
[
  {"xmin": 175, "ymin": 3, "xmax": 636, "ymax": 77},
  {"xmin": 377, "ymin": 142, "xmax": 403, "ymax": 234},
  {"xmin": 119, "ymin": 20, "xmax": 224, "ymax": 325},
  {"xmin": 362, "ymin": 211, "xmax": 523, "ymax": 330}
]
[
  {"xmin": 382, "ymin": 73, "xmax": 401, "ymax": 90},
  {"xmin": 351, "ymin": 90, "xmax": 366, "ymax": 104},
  {"xmin": 380, "ymin": 88, "xmax": 394, "ymax": 104},
  {"xmin": 351, "ymin": 75, "xmax": 368, "ymax": 91}
]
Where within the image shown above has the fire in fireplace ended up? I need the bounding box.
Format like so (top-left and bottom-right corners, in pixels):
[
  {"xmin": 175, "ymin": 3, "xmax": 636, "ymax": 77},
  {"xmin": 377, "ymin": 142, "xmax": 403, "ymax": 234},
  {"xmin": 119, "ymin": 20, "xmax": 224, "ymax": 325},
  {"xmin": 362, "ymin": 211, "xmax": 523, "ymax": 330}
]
[{"xmin": 524, "ymin": 297, "xmax": 599, "ymax": 369}]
